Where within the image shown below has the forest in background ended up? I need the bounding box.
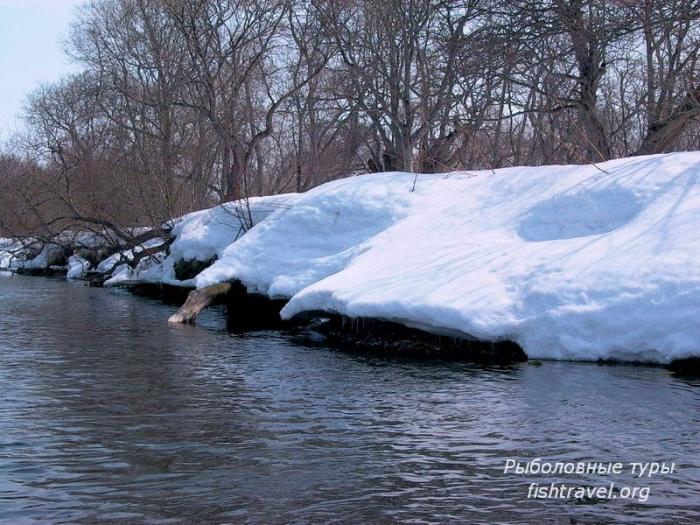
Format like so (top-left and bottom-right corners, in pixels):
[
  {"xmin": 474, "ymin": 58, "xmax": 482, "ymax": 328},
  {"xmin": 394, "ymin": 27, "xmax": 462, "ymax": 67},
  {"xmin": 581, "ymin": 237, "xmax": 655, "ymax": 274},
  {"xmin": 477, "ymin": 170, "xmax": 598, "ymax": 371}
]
[{"xmin": 1, "ymin": 0, "xmax": 699, "ymax": 250}]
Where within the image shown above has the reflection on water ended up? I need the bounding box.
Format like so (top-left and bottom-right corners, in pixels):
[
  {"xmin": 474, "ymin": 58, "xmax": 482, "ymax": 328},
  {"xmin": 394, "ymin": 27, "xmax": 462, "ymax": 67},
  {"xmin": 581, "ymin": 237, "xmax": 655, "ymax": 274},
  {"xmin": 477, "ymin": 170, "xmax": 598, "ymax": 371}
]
[{"xmin": 0, "ymin": 275, "xmax": 698, "ymax": 524}]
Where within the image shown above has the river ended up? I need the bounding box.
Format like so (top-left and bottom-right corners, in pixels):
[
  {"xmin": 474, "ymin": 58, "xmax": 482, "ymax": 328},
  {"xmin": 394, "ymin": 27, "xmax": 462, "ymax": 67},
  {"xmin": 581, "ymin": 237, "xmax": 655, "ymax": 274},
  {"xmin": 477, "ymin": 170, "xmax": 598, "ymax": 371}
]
[{"xmin": 0, "ymin": 274, "xmax": 698, "ymax": 523}]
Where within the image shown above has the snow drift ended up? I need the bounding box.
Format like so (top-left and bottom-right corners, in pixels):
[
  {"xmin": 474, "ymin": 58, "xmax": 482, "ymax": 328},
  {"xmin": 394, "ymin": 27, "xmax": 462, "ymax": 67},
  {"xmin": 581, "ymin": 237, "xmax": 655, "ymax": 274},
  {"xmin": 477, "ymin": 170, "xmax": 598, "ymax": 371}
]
[
  {"xmin": 0, "ymin": 238, "xmax": 18, "ymax": 270},
  {"xmin": 105, "ymin": 194, "xmax": 299, "ymax": 286},
  {"xmin": 4, "ymin": 153, "xmax": 699, "ymax": 364},
  {"xmin": 0, "ymin": 239, "xmax": 64, "ymax": 272},
  {"xmin": 191, "ymin": 153, "xmax": 700, "ymax": 364}
]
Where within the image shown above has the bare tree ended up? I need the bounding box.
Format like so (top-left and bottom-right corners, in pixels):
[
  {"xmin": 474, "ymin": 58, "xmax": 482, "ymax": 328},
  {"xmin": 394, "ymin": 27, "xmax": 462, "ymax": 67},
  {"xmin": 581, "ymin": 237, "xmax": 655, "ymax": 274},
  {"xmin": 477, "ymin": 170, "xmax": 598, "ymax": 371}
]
[
  {"xmin": 3, "ymin": 0, "xmax": 700, "ymax": 250},
  {"xmin": 165, "ymin": 0, "xmax": 330, "ymax": 202},
  {"xmin": 636, "ymin": 0, "xmax": 700, "ymax": 154}
]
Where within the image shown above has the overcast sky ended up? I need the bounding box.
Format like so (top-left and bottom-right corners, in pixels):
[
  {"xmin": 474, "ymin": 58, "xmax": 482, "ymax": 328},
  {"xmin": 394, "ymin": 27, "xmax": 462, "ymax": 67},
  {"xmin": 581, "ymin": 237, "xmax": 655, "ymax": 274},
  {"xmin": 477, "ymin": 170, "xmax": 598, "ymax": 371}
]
[{"xmin": 0, "ymin": 0, "xmax": 84, "ymax": 142}]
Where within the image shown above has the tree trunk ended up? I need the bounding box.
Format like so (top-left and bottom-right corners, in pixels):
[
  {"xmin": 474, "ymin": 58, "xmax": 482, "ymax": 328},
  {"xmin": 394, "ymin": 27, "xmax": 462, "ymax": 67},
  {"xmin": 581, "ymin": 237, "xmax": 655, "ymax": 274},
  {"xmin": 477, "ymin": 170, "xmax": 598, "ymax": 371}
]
[{"xmin": 636, "ymin": 88, "xmax": 700, "ymax": 155}]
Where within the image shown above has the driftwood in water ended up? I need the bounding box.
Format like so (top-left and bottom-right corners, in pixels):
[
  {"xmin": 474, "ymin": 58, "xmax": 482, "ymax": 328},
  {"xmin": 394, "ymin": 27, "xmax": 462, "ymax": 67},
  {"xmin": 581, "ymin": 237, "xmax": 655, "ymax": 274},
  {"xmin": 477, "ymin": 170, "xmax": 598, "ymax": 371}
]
[
  {"xmin": 168, "ymin": 282, "xmax": 232, "ymax": 323},
  {"xmin": 168, "ymin": 279, "xmax": 289, "ymax": 329}
]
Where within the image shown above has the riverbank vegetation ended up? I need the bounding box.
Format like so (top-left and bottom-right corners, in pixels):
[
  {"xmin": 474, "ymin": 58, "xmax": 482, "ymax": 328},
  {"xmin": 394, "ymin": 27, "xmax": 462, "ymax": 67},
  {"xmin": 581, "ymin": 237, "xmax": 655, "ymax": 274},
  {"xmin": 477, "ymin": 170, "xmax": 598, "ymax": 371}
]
[{"xmin": 2, "ymin": 0, "xmax": 700, "ymax": 249}]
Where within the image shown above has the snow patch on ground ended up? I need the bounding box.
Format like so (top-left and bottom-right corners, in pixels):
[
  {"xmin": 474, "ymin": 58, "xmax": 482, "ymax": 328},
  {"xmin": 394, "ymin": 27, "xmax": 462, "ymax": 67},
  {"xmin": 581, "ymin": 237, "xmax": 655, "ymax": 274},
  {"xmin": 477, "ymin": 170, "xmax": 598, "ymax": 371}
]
[
  {"xmin": 194, "ymin": 153, "xmax": 700, "ymax": 363},
  {"xmin": 67, "ymin": 255, "xmax": 91, "ymax": 280},
  {"xmin": 12, "ymin": 243, "xmax": 64, "ymax": 270},
  {"xmin": 100, "ymin": 238, "xmax": 166, "ymax": 285},
  {"xmin": 170, "ymin": 194, "xmax": 299, "ymax": 264},
  {"xmin": 105, "ymin": 194, "xmax": 299, "ymax": 287},
  {"xmin": 0, "ymin": 238, "xmax": 18, "ymax": 270},
  {"xmin": 516, "ymin": 186, "xmax": 642, "ymax": 241},
  {"xmin": 196, "ymin": 176, "xmax": 413, "ymax": 298},
  {"xmin": 4, "ymin": 154, "xmax": 699, "ymax": 364}
]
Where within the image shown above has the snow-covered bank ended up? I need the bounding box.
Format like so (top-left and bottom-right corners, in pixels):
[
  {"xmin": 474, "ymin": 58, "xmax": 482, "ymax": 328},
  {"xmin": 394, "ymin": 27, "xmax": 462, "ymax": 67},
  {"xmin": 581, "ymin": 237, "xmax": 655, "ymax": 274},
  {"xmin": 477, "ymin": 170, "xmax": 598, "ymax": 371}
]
[
  {"xmin": 191, "ymin": 153, "xmax": 700, "ymax": 364},
  {"xmin": 4, "ymin": 153, "xmax": 700, "ymax": 364},
  {"xmin": 1, "ymin": 231, "xmax": 118, "ymax": 275},
  {"xmin": 0, "ymin": 197, "xmax": 297, "ymax": 282},
  {"xmin": 104, "ymin": 194, "xmax": 299, "ymax": 286},
  {"xmin": 0, "ymin": 238, "xmax": 18, "ymax": 270},
  {"xmin": 0, "ymin": 238, "xmax": 65, "ymax": 274}
]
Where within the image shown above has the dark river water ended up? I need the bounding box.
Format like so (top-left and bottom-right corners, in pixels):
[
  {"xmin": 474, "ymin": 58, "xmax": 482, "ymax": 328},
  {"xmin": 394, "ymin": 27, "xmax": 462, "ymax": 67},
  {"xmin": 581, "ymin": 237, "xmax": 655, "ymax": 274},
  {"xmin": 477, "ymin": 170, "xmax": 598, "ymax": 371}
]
[{"xmin": 0, "ymin": 274, "xmax": 698, "ymax": 524}]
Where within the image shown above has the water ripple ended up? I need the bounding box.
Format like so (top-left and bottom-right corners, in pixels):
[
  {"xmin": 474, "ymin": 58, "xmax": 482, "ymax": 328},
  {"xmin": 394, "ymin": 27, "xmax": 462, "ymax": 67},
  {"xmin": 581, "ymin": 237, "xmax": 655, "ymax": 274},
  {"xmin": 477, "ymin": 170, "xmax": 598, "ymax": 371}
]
[{"xmin": 0, "ymin": 276, "xmax": 698, "ymax": 523}]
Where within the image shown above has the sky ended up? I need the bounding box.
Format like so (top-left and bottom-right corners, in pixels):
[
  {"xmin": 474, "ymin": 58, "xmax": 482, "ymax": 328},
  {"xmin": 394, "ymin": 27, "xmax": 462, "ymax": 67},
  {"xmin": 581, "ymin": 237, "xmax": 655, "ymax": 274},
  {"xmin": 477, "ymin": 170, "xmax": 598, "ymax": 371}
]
[{"xmin": 0, "ymin": 0, "xmax": 84, "ymax": 143}]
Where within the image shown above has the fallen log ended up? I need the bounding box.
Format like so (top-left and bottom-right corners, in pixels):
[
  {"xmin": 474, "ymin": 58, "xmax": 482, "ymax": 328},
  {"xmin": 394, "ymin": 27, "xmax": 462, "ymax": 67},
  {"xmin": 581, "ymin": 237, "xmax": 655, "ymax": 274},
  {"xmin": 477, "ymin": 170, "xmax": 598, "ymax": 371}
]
[{"xmin": 168, "ymin": 282, "xmax": 232, "ymax": 324}]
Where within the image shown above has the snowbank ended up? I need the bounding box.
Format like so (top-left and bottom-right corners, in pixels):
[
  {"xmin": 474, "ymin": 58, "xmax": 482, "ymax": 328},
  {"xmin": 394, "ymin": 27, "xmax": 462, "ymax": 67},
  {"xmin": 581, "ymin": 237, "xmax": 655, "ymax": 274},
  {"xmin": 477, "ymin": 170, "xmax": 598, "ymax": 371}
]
[
  {"xmin": 17, "ymin": 243, "xmax": 64, "ymax": 270},
  {"xmin": 193, "ymin": 153, "xmax": 700, "ymax": 363},
  {"xmin": 105, "ymin": 194, "xmax": 298, "ymax": 286},
  {"xmin": 0, "ymin": 239, "xmax": 64, "ymax": 272},
  {"xmin": 1, "ymin": 196, "xmax": 297, "ymax": 283},
  {"xmin": 170, "ymin": 194, "xmax": 300, "ymax": 262},
  {"xmin": 67, "ymin": 255, "xmax": 90, "ymax": 279},
  {"xmin": 0, "ymin": 231, "xmax": 113, "ymax": 274},
  {"xmin": 0, "ymin": 238, "xmax": 17, "ymax": 269}
]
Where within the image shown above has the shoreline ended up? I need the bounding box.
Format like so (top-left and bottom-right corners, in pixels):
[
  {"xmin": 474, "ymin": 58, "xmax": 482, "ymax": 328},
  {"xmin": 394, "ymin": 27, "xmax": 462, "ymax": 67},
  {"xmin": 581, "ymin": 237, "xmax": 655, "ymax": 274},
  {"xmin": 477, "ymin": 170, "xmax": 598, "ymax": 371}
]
[
  {"xmin": 3, "ymin": 153, "xmax": 700, "ymax": 368},
  {"xmin": 3, "ymin": 270, "xmax": 699, "ymax": 375}
]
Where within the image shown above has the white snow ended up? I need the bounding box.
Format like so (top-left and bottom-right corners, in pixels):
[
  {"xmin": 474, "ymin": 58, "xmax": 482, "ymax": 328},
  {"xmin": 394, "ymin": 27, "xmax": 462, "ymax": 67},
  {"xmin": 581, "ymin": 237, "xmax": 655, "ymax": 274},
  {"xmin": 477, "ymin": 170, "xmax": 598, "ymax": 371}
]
[
  {"xmin": 0, "ymin": 238, "xmax": 17, "ymax": 270},
  {"xmin": 99, "ymin": 237, "xmax": 166, "ymax": 284},
  {"xmin": 11, "ymin": 243, "xmax": 63, "ymax": 270},
  {"xmin": 105, "ymin": 194, "xmax": 299, "ymax": 287},
  {"xmin": 4, "ymin": 153, "xmax": 699, "ymax": 363},
  {"xmin": 196, "ymin": 176, "xmax": 413, "ymax": 297},
  {"xmin": 104, "ymin": 249, "xmax": 166, "ymax": 286},
  {"xmin": 66, "ymin": 255, "xmax": 91, "ymax": 279},
  {"xmin": 192, "ymin": 152, "xmax": 700, "ymax": 364},
  {"xmin": 169, "ymin": 194, "xmax": 299, "ymax": 263}
]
